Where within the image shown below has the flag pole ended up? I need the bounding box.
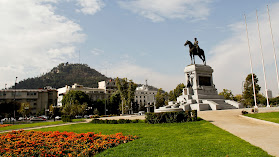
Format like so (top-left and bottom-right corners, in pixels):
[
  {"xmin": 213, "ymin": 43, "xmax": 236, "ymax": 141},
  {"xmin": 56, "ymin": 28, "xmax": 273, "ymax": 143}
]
[
  {"xmin": 244, "ymin": 14, "xmax": 257, "ymax": 107},
  {"xmin": 267, "ymin": 5, "xmax": 279, "ymax": 94},
  {"xmin": 256, "ymin": 10, "xmax": 270, "ymax": 107}
]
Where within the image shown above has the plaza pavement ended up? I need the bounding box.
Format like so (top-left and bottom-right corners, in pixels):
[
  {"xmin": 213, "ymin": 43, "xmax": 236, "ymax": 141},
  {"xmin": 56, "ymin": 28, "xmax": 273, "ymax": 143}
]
[{"xmin": 198, "ymin": 108, "xmax": 279, "ymax": 157}]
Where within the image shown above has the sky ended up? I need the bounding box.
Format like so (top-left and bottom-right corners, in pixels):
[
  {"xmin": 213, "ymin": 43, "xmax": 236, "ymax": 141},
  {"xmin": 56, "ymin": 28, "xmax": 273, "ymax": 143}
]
[{"xmin": 1, "ymin": 0, "xmax": 279, "ymax": 97}]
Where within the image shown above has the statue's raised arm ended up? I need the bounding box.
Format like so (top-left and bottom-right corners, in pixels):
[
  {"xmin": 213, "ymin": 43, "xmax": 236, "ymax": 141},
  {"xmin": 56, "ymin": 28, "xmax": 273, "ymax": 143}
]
[{"xmin": 184, "ymin": 38, "xmax": 206, "ymax": 65}]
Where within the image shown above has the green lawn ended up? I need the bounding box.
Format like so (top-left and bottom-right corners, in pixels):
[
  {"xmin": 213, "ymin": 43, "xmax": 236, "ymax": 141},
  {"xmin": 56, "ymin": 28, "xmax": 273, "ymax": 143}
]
[
  {"xmin": 245, "ymin": 112, "xmax": 279, "ymax": 124},
  {"xmin": 37, "ymin": 120, "xmax": 271, "ymax": 157},
  {"xmin": 0, "ymin": 119, "xmax": 84, "ymax": 131}
]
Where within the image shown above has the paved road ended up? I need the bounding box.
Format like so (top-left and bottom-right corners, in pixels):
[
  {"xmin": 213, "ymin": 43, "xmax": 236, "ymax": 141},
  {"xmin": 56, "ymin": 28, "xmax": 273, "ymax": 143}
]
[{"xmin": 198, "ymin": 108, "xmax": 279, "ymax": 157}]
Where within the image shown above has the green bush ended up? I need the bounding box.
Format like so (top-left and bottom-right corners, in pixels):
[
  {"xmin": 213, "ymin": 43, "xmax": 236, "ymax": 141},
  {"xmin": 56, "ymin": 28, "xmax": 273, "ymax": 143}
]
[
  {"xmin": 145, "ymin": 111, "xmax": 198, "ymax": 124},
  {"xmin": 90, "ymin": 119, "xmax": 138, "ymax": 124},
  {"xmin": 62, "ymin": 115, "xmax": 72, "ymax": 122},
  {"xmin": 192, "ymin": 110, "xmax": 197, "ymax": 121},
  {"xmin": 118, "ymin": 119, "xmax": 131, "ymax": 124}
]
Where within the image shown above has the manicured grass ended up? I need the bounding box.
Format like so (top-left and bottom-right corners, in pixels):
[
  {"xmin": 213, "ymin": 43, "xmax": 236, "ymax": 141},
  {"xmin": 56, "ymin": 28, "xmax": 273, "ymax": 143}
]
[
  {"xmin": 0, "ymin": 119, "xmax": 84, "ymax": 131},
  {"xmin": 38, "ymin": 121, "xmax": 271, "ymax": 157},
  {"xmin": 245, "ymin": 112, "xmax": 279, "ymax": 124}
]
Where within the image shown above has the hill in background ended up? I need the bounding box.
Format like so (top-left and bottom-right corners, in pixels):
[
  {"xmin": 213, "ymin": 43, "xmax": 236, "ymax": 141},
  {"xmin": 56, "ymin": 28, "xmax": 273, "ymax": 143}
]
[{"xmin": 14, "ymin": 63, "xmax": 109, "ymax": 89}]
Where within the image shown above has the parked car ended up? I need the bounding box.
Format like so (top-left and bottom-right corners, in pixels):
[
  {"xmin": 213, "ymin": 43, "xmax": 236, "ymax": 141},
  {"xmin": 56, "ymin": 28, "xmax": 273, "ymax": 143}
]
[
  {"xmin": 55, "ymin": 116, "xmax": 61, "ymax": 120},
  {"xmin": 75, "ymin": 115, "xmax": 82, "ymax": 119},
  {"xmin": 39, "ymin": 115, "xmax": 48, "ymax": 120},
  {"xmin": 84, "ymin": 115, "xmax": 89, "ymax": 119},
  {"xmin": 18, "ymin": 117, "xmax": 24, "ymax": 121},
  {"xmin": 1, "ymin": 118, "xmax": 16, "ymax": 122},
  {"xmin": 30, "ymin": 117, "xmax": 46, "ymax": 121},
  {"xmin": 18, "ymin": 117, "xmax": 29, "ymax": 121}
]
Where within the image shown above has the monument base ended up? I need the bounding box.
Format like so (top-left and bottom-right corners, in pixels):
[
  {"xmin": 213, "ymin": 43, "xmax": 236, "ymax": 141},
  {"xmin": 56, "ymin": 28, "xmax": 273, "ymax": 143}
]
[{"xmin": 155, "ymin": 64, "xmax": 243, "ymax": 112}]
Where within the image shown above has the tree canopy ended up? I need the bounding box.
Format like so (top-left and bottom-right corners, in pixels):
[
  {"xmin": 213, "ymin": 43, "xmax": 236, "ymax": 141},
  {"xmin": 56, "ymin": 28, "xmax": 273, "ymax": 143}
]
[
  {"xmin": 115, "ymin": 78, "xmax": 137, "ymax": 114},
  {"xmin": 219, "ymin": 89, "xmax": 234, "ymax": 100},
  {"xmin": 168, "ymin": 83, "xmax": 185, "ymax": 101},
  {"xmin": 61, "ymin": 90, "xmax": 90, "ymax": 116},
  {"xmin": 155, "ymin": 88, "xmax": 167, "ymax": 108},
  {"xmin": 243, "ymin": 73, "xmax": 261, "ymax": 107},
  {"xmin": 62, "ymin": 90, "xmax": 90, "ymax": 106}
]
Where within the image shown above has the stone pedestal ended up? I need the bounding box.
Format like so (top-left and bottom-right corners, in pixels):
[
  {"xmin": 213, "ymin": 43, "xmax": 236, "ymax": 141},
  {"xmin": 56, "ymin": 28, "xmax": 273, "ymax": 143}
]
[
  {"xmin": 184, "ymin": 64, "xmax": 223, "ymax": 101},
  {"xmin": 155, "ymin": 64, "xmax": 243, "ymax": 112}
]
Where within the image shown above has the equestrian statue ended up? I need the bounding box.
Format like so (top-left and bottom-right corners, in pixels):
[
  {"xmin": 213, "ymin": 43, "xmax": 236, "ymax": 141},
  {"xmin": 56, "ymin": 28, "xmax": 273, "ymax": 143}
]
[{"xmin": 184, "ymin": 38, "xmax": 206, "ymax": 65}]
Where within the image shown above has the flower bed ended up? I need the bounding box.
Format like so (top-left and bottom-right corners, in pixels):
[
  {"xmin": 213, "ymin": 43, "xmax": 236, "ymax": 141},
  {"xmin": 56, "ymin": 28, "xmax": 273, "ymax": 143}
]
[
  {"xmin": 0, "ymin": 124, "xmax": 12, "ymax": 128},
  {"xmin": 0, "ymin": 130, "xmax": 137, "ymax": 156}
]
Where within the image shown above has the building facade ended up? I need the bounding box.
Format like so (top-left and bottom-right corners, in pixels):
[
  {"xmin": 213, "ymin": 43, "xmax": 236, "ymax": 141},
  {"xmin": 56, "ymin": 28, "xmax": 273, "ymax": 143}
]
[
  {"xmin": 57, "ymin": 83, "xmax": 106, "ymax": 107},
  {"xmin": 0, "ymin": 87, "xmax": 57, "ymax": 114},
  {"xmin": 57, "ymin": 80, "xmax": 157, "ymax": 112},
  {"xmin": 135, "ymin": 84, "xmax": 157, "ymax": 110}
]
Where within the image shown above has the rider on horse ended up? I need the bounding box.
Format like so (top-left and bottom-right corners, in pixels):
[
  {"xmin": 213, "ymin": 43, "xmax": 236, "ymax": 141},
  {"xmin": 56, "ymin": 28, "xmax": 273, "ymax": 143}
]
[{"xmin": 194, "ymin": 38, "xmax": 199, "ymax": 53}]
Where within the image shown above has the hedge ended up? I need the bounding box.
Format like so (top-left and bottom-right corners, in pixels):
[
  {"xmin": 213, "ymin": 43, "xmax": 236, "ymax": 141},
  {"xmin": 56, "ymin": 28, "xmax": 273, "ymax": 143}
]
[
  {"xmin": 145, "ymin": 110, "xmax": 198, "ymax": 124},
  {"xmin": 91, "ymin": 119, "xmax": 141, "ymax": 124},
  {"xmin": 62, "ymin": 115, "xmax": 72, "ymax": 122}
]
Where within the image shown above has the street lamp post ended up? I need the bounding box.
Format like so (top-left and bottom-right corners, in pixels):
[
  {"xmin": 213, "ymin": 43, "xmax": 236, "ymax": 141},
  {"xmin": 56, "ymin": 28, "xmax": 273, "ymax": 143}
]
[{"xmin": 13, "ymin": 77, "xmax": 18, "ymax": 124}]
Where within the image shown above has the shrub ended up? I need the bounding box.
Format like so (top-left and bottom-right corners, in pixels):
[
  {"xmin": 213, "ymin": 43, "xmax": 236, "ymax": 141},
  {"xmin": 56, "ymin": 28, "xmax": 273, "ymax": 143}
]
[
  {"xmin": 118, "ymin": 119, "xmax": 131, "ymax": 124},
  {"xmin": 242, "ymin": 110, "xmax": 248, "ymax": 115},
  {"xmin": 62, "ymin": 115, "xmax": 72, "ymax": 122},
  {"xmin": 145, "ymin": 111, "xmax": 198, "ymax": 124},
  {"xmin": 90, "ymin": 119, "xmax": 138, "ymax": 124},
  {"xmin": 131, "ymin": 119, "xmax": 139, "ymax": 123},
  {"xmin": 192, "ymin": 110, "xmax": 197, "ymax": 121}
]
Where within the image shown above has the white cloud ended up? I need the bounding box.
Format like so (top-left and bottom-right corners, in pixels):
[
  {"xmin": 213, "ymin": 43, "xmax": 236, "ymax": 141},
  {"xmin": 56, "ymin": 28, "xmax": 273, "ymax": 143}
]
[
  {"xmin": 106, "ymin": 63, "xmax": 184, "ymax": 92},
  {"xmin": 118, "ymin": 0, "xmax": 212, "ymax": 22},
  {"xmin": 208, "ymin": 3, "xmax": 279, "ymax": 96},
  {"xmin": 76, "ymin": 0, "xmax": 104, "ymax": 15},
  {"xmin": 91, "ymin": 48, "xmax": 104, "ymax": 56},
  {"xmin": 0, "ymin": 0, "xmax": 85, "ymax": 88}
]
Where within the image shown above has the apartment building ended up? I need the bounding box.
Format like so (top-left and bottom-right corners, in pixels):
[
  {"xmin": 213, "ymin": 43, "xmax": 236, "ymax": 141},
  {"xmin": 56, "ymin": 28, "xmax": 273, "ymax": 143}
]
[{"xmin": 0, "ymin": 87, "xmax": 57, "ymax": 114}]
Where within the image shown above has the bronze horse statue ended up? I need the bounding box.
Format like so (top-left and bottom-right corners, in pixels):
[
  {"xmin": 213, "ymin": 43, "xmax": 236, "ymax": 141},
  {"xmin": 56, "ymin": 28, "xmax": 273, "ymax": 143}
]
[{"xmin": 184, "ymin": 40, "xmax": 206, "ymax": 65}]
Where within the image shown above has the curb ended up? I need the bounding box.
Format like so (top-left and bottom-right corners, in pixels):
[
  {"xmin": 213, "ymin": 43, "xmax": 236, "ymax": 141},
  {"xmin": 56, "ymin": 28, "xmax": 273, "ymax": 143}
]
[{"xmin": 239, "ymin": 115, "xmax": 279, "ymax": 127}]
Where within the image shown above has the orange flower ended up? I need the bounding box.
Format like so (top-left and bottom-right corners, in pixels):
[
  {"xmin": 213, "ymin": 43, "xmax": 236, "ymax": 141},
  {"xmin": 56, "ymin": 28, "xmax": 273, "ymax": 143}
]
[{"xmin": 0, "ymin": 130, "xmax": 137, "ymax": 156}]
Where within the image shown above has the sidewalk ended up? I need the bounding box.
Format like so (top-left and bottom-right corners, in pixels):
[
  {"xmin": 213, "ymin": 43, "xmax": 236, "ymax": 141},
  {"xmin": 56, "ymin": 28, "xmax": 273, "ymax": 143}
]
[
  {"xmin": 0, "ymin": 121, "xmax": 87, "ymax": 134},
  {"xmin": 198, "ymin": 108, "xmax": 279, "ymax": 157}
]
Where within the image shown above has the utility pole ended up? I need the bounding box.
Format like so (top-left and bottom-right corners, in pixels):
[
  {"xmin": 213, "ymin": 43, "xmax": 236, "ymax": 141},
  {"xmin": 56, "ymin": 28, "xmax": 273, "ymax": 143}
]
[
  {"xmin": 13, "ymin": 77, "xmax": 18, "ymax": 124},
  {"xmin": 256, "ymin": 10, "xmax": 270, "ymax": 107}
]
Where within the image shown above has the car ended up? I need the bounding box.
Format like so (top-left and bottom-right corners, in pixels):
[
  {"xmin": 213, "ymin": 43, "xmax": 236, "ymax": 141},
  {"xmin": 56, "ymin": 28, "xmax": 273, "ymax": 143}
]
[
  {"xmin": 39, "ymin": 115, "xmax": 48, "ymax": 120},
  {"xmin": 18, "ymin": 117, "xmax": 24, "ymax": 121},
  {"xmin": 30, "ymin": 117, "xmax": 46, "ymax": 121},
  {"xmin": 138, "ymin": 111, "xmax": 145, "ymax": 116},
  {"xmin": 84, "ymin": 115, "xmax": 89, "ymax": 119},
  {"xmin": 75, "ymin": 115, "xmax": 82, "ymax": 119},
  {"xmin": 55, "ymin": 116, "xmax": 61, "ymax": 120},
  {"xmin": 1, "ymin": 118, "xmax": 16, "ymax": 122}
]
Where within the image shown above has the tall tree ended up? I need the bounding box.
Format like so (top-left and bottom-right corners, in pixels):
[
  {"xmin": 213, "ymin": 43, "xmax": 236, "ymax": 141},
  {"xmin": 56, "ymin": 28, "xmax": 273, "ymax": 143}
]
[
  {"xmin": 115, "ymin": 77, "xmax": 137, "ymax": 114},
  {"xmin": 234, "ymin": 94, "xmax": 243, "ymax": 103},
  {"xmin": 61, "ymin": 90, "xmax": 90, "ymax": 116},
  {"xmin": 17, "ymin": 102, "xmax": 31, "ymax": 117},
  {"xmin": 155, "ymin": 88, "xmax": 166, "ymax": 108},
  {"xmin": 62, "ymin": 90, "xmax": 90, "ymax": 106},
  {"xmin": 108, "ymin": 91, "xmax": 121, "ymax": 114},
  {"xmin": 243, "ymin": 73, "xmax": 261, "ymax": 107},
  {"xmin": 61, "ymin": 101, "xmax": 88, "ymax": 116},
  {"xmin": 169, "ymin": 83, "xmax": 185, "ymax": 101},
  {"xmin": 219, "ymin": 89, "xmax": 234, "ymax": 100}
]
